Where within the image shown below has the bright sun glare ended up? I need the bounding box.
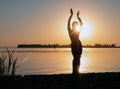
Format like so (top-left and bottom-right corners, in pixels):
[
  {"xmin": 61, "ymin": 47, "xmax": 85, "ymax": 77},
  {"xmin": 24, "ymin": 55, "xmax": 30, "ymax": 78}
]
[
  {"xmin": 73, "ymin": 20, "xmax": 91, "ymax": 39},
  {"xmin": 80, "ymin": 21, "xmax": 91, "ymax": 39},
  {"xmin": 75, "ymin": 25, "xmax": 81, "ymax": 32},
  {"xmin": 70, "ymin": 19, "xmax": 91, "ymax": 40}
]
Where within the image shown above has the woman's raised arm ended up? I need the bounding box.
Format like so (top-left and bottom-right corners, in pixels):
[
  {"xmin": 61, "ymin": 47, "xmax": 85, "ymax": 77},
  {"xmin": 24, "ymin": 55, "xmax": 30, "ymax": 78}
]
[
  {"xmin": 67, "ymin": 8, "xmax": 73, "ymax": 33},
  {"xmin": 77, "ymin": 11, "xmax": 83, "ymax": 26}
]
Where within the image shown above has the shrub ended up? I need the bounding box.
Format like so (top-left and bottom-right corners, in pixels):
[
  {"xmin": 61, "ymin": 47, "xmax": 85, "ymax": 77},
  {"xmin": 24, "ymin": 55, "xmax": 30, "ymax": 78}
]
[{"xmin": 0, "ymin": 48, "xmax": 18, "ymax": 75}]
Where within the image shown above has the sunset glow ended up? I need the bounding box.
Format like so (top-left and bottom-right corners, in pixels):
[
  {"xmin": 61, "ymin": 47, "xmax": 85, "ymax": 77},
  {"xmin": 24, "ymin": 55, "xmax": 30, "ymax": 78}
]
[
  {"xmin": 0, "ymin": 2, "xmax": 120, "ymax": 88},
  {"xmin": 75, "ymin": 24, "xmax": 81, "ymax": 32},
  {"xmin": 0, "ymin": 0, "xmax": 120, "ymax": 46},
  {"xmin": 80, "ymin": 21, "xmax": 91, "ymax": 39}
]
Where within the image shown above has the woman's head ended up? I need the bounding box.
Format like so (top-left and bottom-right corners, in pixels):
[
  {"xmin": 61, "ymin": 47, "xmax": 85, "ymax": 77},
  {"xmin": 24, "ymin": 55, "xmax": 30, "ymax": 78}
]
[{"xmin": 72, "ymin": 21, "xmax": 78, "ymax": 30}]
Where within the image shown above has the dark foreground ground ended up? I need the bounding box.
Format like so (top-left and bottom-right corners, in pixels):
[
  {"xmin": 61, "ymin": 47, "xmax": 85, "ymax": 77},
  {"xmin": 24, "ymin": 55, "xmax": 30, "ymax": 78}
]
[{"xmin": 1, "ymin": 72, "xmax": 120, "ymax": 89}]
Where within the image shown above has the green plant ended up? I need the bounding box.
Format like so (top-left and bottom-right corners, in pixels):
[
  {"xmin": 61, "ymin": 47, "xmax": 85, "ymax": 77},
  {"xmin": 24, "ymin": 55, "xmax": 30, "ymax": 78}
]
[{"xmin": 0, "ymin": 48, "xmax": 18, "ymax": 75}]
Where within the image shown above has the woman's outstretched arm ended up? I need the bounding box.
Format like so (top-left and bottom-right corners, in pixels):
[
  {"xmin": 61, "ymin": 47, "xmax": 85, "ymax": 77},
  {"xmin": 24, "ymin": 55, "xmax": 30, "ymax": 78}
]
[
  {"xmin": 68, "ymin": 8, "xmax": 73, "ymax": 33},
  {"xmin": 77, "ymin": 11, "xmax": 83, "ymax": 26}
]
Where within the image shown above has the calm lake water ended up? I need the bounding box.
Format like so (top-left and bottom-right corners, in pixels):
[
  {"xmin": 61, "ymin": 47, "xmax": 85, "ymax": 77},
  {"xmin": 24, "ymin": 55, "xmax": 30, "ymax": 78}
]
[{"xmin": 0, "ymin": 48, "xmax": 120, "ymax": 75}]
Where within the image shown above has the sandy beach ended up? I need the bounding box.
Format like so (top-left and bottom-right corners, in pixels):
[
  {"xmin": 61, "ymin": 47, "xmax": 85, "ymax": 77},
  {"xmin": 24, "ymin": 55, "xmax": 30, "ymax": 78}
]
[{"xmin": 1, "ymin": 72, "xmax": 120, "ymax": 89}]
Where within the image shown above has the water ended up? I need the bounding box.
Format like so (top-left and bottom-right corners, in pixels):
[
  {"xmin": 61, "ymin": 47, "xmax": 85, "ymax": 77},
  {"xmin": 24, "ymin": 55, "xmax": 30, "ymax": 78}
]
[{"xmin": 0, "ymin": 48, "xmax": 120, "ymax": 75}]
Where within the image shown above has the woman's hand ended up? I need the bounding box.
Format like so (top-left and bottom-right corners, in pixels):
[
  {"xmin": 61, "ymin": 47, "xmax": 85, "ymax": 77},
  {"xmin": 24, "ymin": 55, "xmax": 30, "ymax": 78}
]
[
  {"xmin": 77, "ymin": 11, "xmax": 80, "ymax": 18},
  {"xmin": 70, "ymin": 8, "xmax": 73, "ymax": 16}
]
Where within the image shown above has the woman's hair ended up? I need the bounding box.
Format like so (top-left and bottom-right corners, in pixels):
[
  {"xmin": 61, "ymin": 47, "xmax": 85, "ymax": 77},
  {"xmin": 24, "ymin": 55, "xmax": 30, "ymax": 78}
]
[{"xmin": 72, "ymin": 21, "xmax": 78, "ymax": 28}]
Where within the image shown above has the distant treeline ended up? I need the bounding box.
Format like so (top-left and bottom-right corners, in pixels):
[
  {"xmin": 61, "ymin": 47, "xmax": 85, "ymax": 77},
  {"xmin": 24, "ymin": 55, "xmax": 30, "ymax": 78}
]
[
  {"xmin": 17, "ymin": 43, "xmax": 119, "ymax": 48},
  {"xmin": 94, "ymin": 43, "xmax": 116, "ymax": 48},
  {"xmin": 18, "ymin": 44, "xmax": 70, "ymax": 48},
  {"xmin": 84, "ymin": 43, "xmax": 119, "ymax": 48}
]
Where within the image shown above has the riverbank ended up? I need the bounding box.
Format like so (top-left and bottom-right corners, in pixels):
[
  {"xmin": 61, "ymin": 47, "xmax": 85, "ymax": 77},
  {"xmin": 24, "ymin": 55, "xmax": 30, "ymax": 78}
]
[{"xmin": 1, "ymin": 72, "xmax": 120, "ymax": 89}]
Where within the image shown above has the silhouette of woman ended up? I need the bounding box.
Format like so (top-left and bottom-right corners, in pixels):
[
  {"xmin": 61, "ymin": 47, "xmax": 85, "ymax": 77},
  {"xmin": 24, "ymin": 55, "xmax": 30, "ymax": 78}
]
[{"xmin": 67, "ymin": 9, "xmax": 83, "ymax": 75}]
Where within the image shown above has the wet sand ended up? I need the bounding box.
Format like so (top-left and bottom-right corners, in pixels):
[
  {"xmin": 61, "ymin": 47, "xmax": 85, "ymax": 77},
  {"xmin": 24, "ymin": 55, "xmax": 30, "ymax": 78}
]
[{"xmin": 1, "ymin": 72, "xmax": 120, "ymax": 89}]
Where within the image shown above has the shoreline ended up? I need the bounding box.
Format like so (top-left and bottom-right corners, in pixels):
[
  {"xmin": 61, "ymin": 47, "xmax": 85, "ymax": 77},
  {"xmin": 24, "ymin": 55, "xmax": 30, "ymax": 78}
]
[
  {"xmin": 1, "ymin": 72, "xmax": 120, "ymax": 89},
  {"xmin": 17, "ymin": 46, "xmax": 120, "ymax": 48}
]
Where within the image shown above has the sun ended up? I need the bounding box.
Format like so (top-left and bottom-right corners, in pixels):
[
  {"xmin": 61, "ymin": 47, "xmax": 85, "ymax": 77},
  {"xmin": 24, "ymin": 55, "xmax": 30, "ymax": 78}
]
[
  {"xmin": 69, "ymin": 18, "xmax": 91, "ymax": 39},
  {"xmin": 74, "ymin": 20, "xmax": 91, "ymax": 39},
  {"xmin": 80, "ymin": 21, "xmax": 91, "ymax": 39},
  {"xmin": 75, "ymin": 25, "xmax": 81, "ymax": 32}
]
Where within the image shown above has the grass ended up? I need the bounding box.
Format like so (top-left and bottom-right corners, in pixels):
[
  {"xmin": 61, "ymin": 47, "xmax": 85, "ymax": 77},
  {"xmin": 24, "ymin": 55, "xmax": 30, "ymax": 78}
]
[{"xmin": 0, "ymin": 48, "xmax": 18, "ymax": 75}]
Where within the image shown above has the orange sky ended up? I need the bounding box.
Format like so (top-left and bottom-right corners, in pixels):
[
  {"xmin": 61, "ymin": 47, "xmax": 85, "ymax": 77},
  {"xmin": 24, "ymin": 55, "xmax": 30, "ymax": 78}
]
[{"xmin": 0, "ymin": 0, "xmax": 120, "ymax": 47}]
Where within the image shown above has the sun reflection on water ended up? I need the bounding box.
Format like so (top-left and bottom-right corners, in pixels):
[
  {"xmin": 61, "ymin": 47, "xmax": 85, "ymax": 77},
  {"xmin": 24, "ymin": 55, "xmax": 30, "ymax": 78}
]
[{"xmin": 80, "ymin": 55, "xmax": 89, "ymax": 73}]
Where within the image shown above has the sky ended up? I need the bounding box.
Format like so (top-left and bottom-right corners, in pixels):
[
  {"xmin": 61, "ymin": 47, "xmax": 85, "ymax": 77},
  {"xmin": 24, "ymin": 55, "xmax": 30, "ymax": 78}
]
[{"xmin": 0, "ymin": 0, "xmax": 120, "ymax": 47}]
